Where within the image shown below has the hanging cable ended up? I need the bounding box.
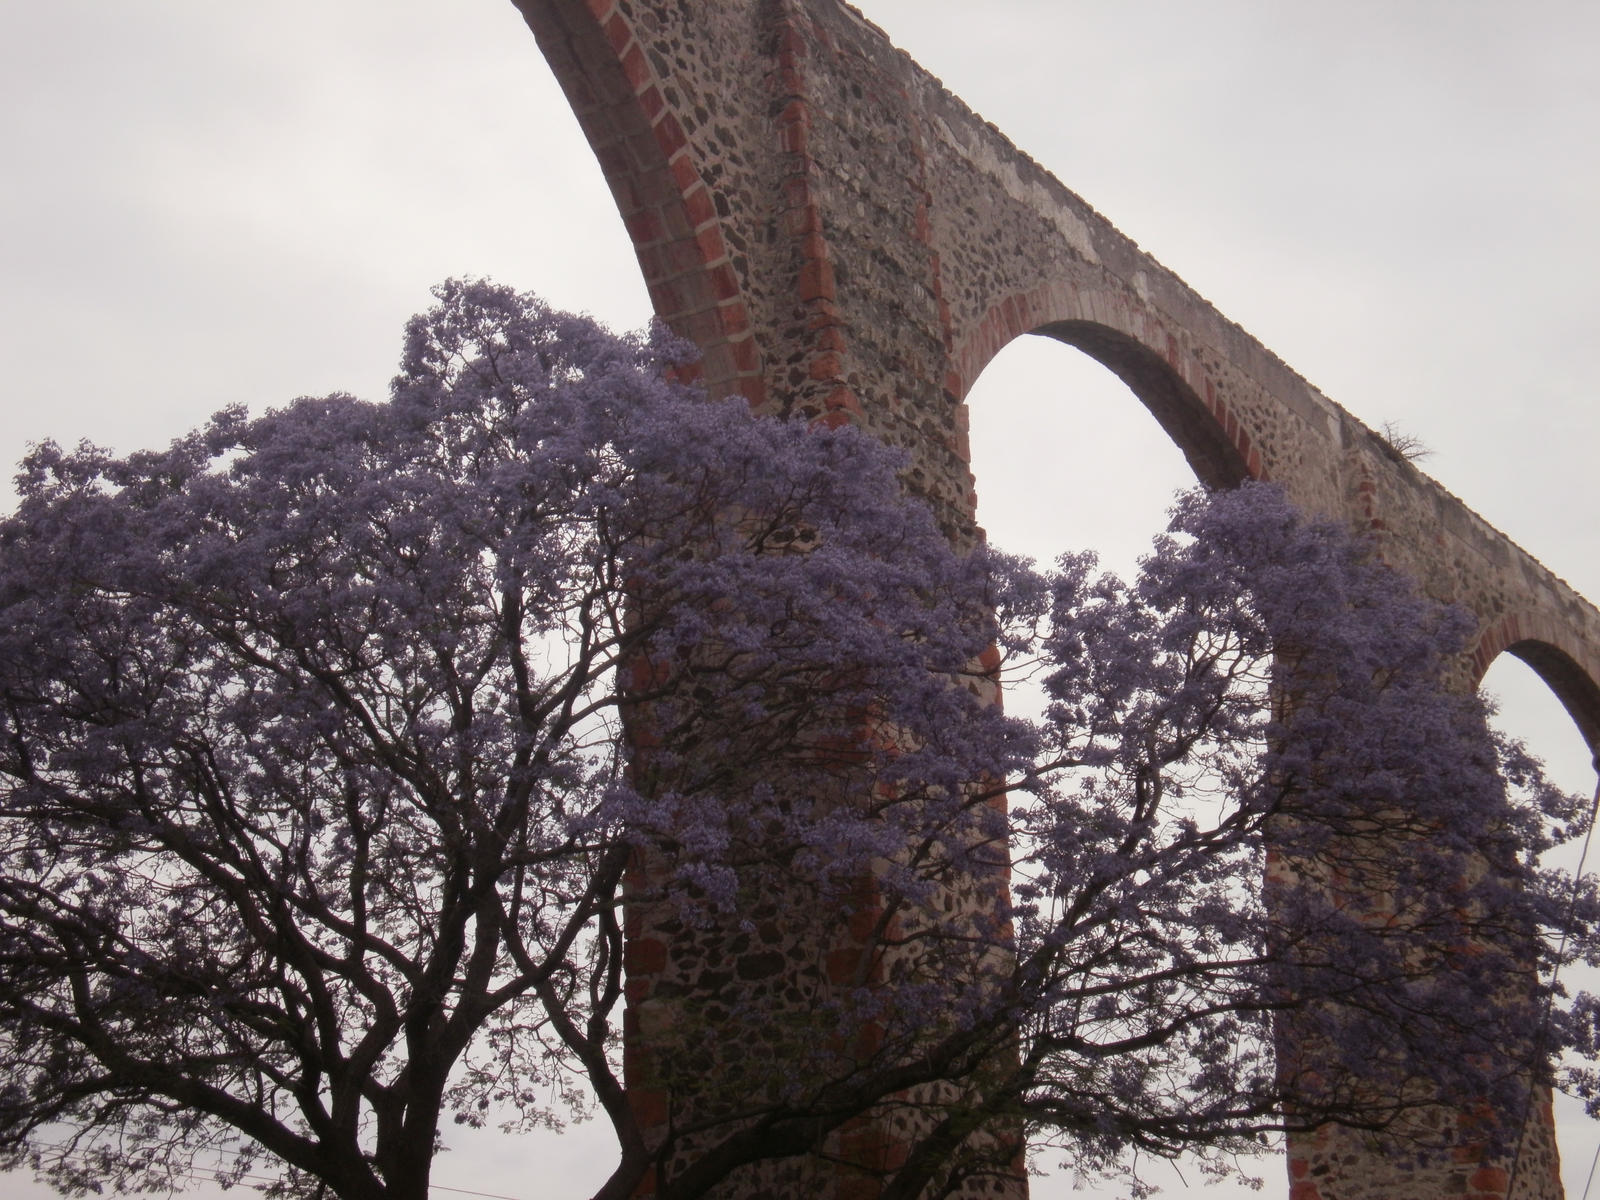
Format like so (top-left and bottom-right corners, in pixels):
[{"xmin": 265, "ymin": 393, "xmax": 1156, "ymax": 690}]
[
  {"xmin": 1506, "ymin": 757, "xmax": 1600, "ymax": 1199},
  {"xmin": 1580, "ymin": 1137, "xmax": 1600, "ymax": 1200},
  {"xmin": 18, "ymin": 1138, "xmax": 534, "ymax": 1200}
]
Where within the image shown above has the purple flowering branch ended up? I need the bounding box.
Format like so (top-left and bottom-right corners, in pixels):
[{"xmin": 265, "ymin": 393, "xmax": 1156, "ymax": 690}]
[{"xmin": 0, "ymin": 280, "xmax": 1592, "ymax": 1200}]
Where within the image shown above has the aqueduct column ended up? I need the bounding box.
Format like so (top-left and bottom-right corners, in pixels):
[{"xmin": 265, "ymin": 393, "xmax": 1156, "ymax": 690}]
[{"xmin": 512, "ymin": 0, "xmax": 1600, "ymax": 1195}]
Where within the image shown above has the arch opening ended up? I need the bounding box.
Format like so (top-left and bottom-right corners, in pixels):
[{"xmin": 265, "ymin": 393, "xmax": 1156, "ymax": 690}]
[
  {"xmin": 964, "ymin": 332, "xmax": 1271, "ymax": 1200},
  {"xmin": 1479, "ymin": 651, "xmax": 1600, "ymax": 1200},
  {"xmin": 1498, "ymin": 640, "xmax": 1600, "ymax": 761},
  {"xmin": 965, "ymin": 331, "xmax": 1199, "ymax": 594},
  {"xmin": 1032, "ymin": 320, "xmax": 1251, "ymax": 490}
]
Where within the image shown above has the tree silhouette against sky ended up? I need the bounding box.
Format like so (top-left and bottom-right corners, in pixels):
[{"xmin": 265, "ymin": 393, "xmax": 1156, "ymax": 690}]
[{"xmin": 0, "ymin": 281, "xmax": 1593, "ymax": 1200}]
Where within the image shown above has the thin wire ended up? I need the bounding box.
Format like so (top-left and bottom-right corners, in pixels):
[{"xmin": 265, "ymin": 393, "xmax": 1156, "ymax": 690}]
[
  {"xmin": 1580, "ymin": 1137, "xmax": 1600, "ymax": 1200},
  {"xmin": 24, "ymin": 1138, "xmax": 533, "ymax": 1200},
  {"xmin": 1506, "ymin": 760, "xmax": 1600, "ymax": 1199}
]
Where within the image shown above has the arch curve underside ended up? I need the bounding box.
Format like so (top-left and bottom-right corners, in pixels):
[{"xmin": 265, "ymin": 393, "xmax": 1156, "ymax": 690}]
[
  {"xmin": 1502, "ymin": 640, "xmax": 1600, "ymax": 761},
  {"xmin": 1033, "ymin": 320, "xmax": 1252, "ymax": 489}
]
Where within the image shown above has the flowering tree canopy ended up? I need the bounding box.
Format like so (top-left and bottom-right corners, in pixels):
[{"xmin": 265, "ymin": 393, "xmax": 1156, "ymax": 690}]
[{"xmin": 0, "ymin": 280, "xmax": 1594, "ymax": 1200}]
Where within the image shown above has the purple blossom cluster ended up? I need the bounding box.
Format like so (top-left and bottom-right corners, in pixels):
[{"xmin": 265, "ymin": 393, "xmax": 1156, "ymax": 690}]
[{"xmin": 0, "ymin": 280, "xmax": 1592, "ymax": 1200}]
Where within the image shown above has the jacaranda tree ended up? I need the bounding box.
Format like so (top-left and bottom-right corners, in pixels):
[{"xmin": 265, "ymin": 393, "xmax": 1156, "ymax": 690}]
[{"xmin": 0, "ymin": 280, "xmax": 1593, "ymax": 1200}]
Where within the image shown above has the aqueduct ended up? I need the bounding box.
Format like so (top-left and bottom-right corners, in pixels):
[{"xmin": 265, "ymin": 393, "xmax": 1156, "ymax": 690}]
[{"xmin": 511, "ymin": 0, "xmax": 1600, "ymax": 1195}]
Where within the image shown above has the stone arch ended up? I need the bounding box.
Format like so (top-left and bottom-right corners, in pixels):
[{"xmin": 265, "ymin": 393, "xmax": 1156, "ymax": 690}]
[
  {"xmin": 516, "ymin": 1, "xmax": 1600, "ymax": 1194},
  {"xmin": 1473, "ymin": 614, "xmax": 1600, "ymax": 757},
  {"xmin": 950, "ymin": 283, "xmax": 1258, "ymax": 489},
  {"xmin": 510, "ymin": 0, "xmax": 762, "ymax": 405}
]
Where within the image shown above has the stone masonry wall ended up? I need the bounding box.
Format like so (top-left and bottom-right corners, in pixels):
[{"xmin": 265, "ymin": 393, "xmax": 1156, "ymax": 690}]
[{"xmin": 515, "ymin": 1, "xmax": 1600, "ymax": 1196}]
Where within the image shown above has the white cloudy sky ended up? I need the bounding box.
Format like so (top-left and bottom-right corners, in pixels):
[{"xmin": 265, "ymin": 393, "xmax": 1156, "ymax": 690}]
[{"xmin": 2, "ymin": 1, "xmax": 1598, "ymax": 1197}]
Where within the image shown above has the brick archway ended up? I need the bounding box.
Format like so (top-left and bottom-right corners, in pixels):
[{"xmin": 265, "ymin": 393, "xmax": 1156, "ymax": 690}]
[
  {"xmin": 512, "ymin": 0, "xmax": 763, "ymax": 406},
  {"xmin": 1474, "ymin": 615, "xmax": 1600, "ymax": 758},
  {"xmin": 952, "ymin": 285, "xmax": 1259, "ymax": 489}
]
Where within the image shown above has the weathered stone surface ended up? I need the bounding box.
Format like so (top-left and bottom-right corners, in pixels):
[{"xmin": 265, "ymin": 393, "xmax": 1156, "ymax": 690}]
[{"xmin": 512, "ymin": 1, "xmax": 1596, "ymax": 1195}]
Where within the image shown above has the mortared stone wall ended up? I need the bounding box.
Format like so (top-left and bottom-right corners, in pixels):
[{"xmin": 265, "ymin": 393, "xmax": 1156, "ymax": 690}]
[{"xmin": 512, "ymin": 1, "xmax": 1600, "ymax": 1195}]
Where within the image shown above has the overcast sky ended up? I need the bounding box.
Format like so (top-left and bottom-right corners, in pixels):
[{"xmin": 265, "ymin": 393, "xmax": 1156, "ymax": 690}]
[{"xmin": 3, "ymin": 2, "xmax": 1598, "ymax": 1197}]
